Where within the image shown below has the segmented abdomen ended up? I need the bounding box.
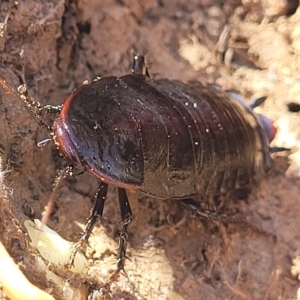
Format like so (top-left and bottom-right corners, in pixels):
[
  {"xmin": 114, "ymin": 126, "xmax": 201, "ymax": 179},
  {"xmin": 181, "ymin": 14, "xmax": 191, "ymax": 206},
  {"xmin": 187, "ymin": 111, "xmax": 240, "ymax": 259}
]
[{"xmin": 119, "ymin": 75, "xmax": 271, "ymax": 199}]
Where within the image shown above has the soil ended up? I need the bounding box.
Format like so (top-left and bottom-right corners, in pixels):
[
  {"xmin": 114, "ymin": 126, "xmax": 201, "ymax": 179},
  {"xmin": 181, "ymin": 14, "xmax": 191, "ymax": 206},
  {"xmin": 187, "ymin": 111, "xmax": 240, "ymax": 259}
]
[{"xmin": 1, "ymin": 0, "xmax": 300, "ymax": 299}]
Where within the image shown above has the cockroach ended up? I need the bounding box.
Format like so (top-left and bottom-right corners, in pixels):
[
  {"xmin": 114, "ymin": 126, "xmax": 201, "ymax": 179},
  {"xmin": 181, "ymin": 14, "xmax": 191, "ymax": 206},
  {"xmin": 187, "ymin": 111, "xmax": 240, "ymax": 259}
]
[{"xmin": 0, "ymin": 54, "xmax": 282, "ymax": 276}]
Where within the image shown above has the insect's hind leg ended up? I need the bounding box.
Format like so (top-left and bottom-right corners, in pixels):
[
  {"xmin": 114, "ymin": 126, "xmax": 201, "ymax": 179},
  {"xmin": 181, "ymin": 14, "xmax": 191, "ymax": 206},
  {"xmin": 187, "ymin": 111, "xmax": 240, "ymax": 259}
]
[
  {"xmin": 180, "ymin": 196, "xmax": 277, "ymax": 243},
  {"xmin": 179, "ymin": 198, "xmax": 228, "ymax": 221}
]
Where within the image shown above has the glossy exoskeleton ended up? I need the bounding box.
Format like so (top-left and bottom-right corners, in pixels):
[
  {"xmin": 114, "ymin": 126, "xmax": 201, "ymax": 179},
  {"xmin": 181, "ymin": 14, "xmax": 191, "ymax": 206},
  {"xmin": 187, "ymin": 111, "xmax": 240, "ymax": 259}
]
[{"xmin": 0, "ymin": 55, "xmax": 278, "ymax": 275}]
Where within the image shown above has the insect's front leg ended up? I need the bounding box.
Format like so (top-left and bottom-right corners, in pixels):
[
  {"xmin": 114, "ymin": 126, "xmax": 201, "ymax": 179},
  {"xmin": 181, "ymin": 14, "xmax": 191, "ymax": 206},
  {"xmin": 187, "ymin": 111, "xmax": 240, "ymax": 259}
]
[{"xmin": 67, "ymin": 181, "xmax": 108, "ymax": 267}]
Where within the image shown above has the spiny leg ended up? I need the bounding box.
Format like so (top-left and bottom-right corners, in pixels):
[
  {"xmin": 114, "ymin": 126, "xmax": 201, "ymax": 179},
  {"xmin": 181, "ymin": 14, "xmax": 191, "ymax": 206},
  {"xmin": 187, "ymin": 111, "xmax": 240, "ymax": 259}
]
[
  {"xmin": 116, "ymin": 188, "xmax": 133, "ymax": 273},
  {"xmin": 180, "ymin": 198, "xmax": 228, "ymax": 221},
  {"xmin": 67, "ymin": 181, "xmax": 108, "ymax": 267},
  {"xmin": 102, "ymin": 188, "xmax": 133, "ymax": 284},
  {"xmin": 181, "ymin": 198, "xmax": 277, "ymax": 242},
  {"xmin": 67, "ymin": 184, "xmax": 133, "ymax": 281}
]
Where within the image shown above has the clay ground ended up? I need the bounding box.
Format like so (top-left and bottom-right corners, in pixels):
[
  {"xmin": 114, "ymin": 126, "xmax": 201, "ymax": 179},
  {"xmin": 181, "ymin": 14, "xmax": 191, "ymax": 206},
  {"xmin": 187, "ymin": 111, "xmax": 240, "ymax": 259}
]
[{"xmin": 1, "ymin": 0, "xmax": 300, "ymax": 299}]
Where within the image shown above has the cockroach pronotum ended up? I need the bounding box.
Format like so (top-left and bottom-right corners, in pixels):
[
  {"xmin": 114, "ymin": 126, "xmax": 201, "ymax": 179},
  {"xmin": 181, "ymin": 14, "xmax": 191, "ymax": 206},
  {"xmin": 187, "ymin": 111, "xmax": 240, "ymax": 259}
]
[{"xmin": 0, "ymin": 54, "xmax": 284, "ymax": 277}]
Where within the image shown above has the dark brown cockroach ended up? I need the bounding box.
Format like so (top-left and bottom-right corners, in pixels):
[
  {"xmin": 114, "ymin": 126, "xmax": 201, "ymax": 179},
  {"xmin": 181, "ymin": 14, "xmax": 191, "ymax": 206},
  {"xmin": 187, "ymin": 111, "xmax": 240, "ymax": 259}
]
[{"xmin": 0, "ymin": 54, "xmax": 280, "ymax": 276}]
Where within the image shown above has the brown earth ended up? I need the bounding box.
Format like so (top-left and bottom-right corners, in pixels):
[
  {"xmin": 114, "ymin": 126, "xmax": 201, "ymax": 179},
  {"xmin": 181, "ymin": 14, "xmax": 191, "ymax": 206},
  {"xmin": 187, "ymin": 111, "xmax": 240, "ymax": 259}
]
[{"xmin": 1, "ymin": 0, "xmax": 300, "ymax": 299}]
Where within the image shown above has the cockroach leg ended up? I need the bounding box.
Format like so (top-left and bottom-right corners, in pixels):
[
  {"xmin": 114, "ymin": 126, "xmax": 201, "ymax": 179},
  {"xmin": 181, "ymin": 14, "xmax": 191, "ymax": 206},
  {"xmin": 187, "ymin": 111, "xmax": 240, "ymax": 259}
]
[
  {"xmin": 180, "ymin": 198, "xmax": 228, "ymax": 222},
  {"xmin": 116, "ymin": 188, "xmax": 133, "ymax": 273},
  {"xmin": 67, "ymin": 181, "xmax": 108, "ymax": 267}
]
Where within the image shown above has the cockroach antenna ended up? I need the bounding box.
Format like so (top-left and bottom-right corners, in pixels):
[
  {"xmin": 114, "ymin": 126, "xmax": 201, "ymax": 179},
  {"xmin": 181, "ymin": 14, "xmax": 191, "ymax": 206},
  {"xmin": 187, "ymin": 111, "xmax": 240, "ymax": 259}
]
[{"xmin": 0, "ymin": 77, "xmax": 52, "ymax": 130}]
